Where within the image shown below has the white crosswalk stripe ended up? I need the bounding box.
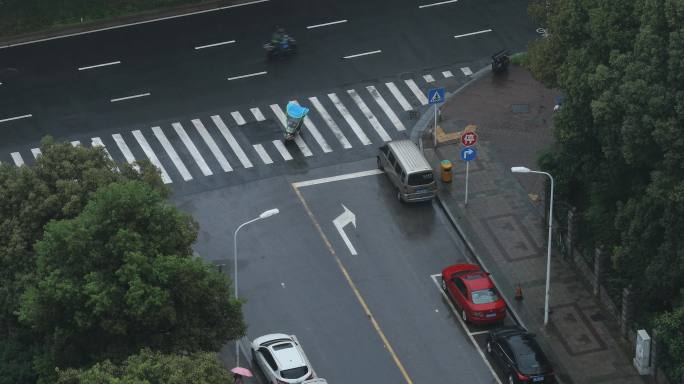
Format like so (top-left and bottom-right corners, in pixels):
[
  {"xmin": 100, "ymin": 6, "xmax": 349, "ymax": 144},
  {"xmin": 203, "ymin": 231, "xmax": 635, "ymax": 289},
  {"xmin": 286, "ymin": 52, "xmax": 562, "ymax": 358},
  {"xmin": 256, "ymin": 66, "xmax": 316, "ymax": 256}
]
[
  {"xmin": 91, "ymin": 137, "xmax": 120, "ymax": 171},
  {"xmin": 385, "ymin": 82, "xmax": 413, "ymax": 111},
  {"xmin": 250, "ymin": 107, "xmax": 266, "ymax": 121},
  {"xmin": 423, "ymin": 74, "xmax": 435, "ymax": 83},
  {"xmin": 366, "ymin": 85, "xmax": 405, "ymax": 131},
  {"xmin": 291, "ymin": 100, "xmax": 332, "ymax": 153},
  {"xmin": 272, "ymin": 140, "xmax": 293, "ymax": 161},
  {"xmin": 442, "ymin": 70, "xmax": 453, "ymax": 78},
  {"xmin": 112, "ymin": 133, "xmax": 140, "ymax": 172},
  {"xmin": 172, "ymin": 122, "xmax": 213, "ymax": 176},
  {"xmin": 327, "ymin": 93, "xmax": 371, "ymax": 146},
  {"xmin": 253, "ymin": 144, "xmax": 273, "ymax": 164},
  {"xmin": 231, "ymin": 111, "xmax": 246, "ymax": 125},
  {"xmin": 404, "ymin": 79, "xmax": 428, "ymax": 105},
  {"xmin": 71, "ymin": 141, "xmax": 81, "ymax": 147},
  {"xmin": 152, "ymin": 126, "xmax": 193, "ymax": 181},
  {"xmin": 309, "ymin": 96, "xmax": 352, "ymax": 149},
  {"xmin": 191, "ymin": 119, "xmax": 232, "ymax": 172},
  {"xmin": 11, "ymin": 152, "xmax": 24, "ymax": 166},
  {"xmin": 461, "ymin": 67, "xmax": 473, "ymax": 76},
  {"xmin": 31, "ymin": 148, "xmax": 42, "ymax": 159},
  {"xmin": 132, "ymin": 130, "xmax": 172, "ymax": 184},
  {"xmin": 210, "ymin": 115, "xmax": 253, "ymax": 169},
  {"xmin": 269, "ymin": 104, "xmax": 313, "ymax": 157},
  {"xmin": 347, "ymin": 89, "xmax": 391, "ymax": 142}
]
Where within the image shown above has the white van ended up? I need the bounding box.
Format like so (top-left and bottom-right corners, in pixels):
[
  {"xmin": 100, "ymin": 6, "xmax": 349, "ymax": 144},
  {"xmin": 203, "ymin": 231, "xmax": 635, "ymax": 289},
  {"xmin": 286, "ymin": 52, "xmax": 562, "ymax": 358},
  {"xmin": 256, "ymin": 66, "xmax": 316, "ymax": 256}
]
[{"xmin": 377, "ymin": 140, "xmax": 437, "ymax": 202}]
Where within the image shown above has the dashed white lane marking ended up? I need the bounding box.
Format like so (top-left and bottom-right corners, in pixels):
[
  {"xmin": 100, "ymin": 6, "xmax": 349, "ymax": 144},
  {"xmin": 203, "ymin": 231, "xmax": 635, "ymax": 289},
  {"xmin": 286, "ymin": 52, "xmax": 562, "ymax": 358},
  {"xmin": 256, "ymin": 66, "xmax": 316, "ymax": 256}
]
[
  {"xmin": 366, "ymin": 85, "xmax": 405, "ymax": 131},
  {"xmin": 152, "ymin": 126, "xmax": 193, "ymax": 181},
  {"xmin": 385, "ymin": 82, "xmax": 413, "ymax": 111},
  {"xmin": 292, "ymin": 169, "xmax": 383, "ymax": 188},
  {"xmin": 31, "ymin": 148, "xmax": 42, "ymax": 159},
  {"xmin": 210, "ymin": 115, "xmax": 253, "ymax": 168},
  {"xmin": 423, "ymin": 74, "xmax": 435, "ymax": 83},
  {"xmin": 291, "ymin": 100, "xmax": 332, "ymax": 153},
  {"xmin": 112, "ymin": 133, "xmax": 140, "ymax": 172},
  {"xmin": 191, "ymin": 119, "xmax": 232, "ymax": 172},
  {"xmin": 250, "ymin": 107, "xmax": 266, "ymax": 121},
  {"xmin": 0, "ymin": 114, "xmax": 32, "ymax": 123},
  {"xmin": 194, "ymin": 40, "xmax": 235, "ymax": 50},
  {"xmin": 309, "ymin": 96, "xmax": 352, "ymax": 149},
  {"xmin": 418, "ymin": 0, "xmax": 458, "ymax": 8},
  {"xmin": 342, "ymin": 50, "xmax": 382, "ymax": 59},
  {"xmin": 442, "ymin": 70, "xmax": 454, "ymax": 78},
  {"xmin": 404, "ymin": 79, "xmax": 428, "ymax": 105},
  {"xmin": 461, "ymin": 67, "xmax": 473, "ymax": 76},
  {"xmin": 269, "ymin": 104, "xmax": 313, "ymax": 157},
  {"xmin": 327, "ymin": 93, "xmax": 371, "ymax": 146},
  {"xmin": 454, "ymin": 29, "xmax": 492, "ymax": 39},
  {"xmin": 11, "ymin": 152, "xmax": 24, "ymax": 166},
  {"xmin": 78, "ymin": 61, "xmax": 120, "ymax": 71},
  {"xmin": 227, "ymin": 71, "xmax": 267, "ymax": 81},
  {"xmin": 347, "ymin": 89, "xmax": 391, "ymax": 142},
  {"xmin": 132, "ymin": 130, "xmax": 172, "ymax": 184},
  {"xmin": 110, "ymin": 92, "xmax": 150, "ymax": 102},
  {"xmin": 71, "ymin": 140, "xmax": 81, "ymax": 147},
  {"xmin": 253, "ymin": 144, "xmax": 273, "ymax": 164},
  {"xmin": 172, "ymin": 122, "xmax": 213, "ymax": 176},
  {"xmin": 91, "ymin": 137, "xmax": 119, "ymax": 171},
  {"xmin": 307, "ymin": 19, "xmax": 348, "ymax": 29},
  {"xmin": 231, "ymin": 111, "xmax": 246, "ymax": 125},
  {"xmin": 272, "ymin": 140, "xmax": 293, "ymax": 161}
]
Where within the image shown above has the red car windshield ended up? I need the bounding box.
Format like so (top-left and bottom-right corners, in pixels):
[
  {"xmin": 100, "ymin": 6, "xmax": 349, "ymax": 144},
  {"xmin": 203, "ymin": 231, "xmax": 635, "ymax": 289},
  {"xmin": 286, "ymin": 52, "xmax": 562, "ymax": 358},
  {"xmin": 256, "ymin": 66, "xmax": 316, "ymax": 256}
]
[{"xmin": 471, "ymin": 288, "xmax": 500, "ymax": 304}]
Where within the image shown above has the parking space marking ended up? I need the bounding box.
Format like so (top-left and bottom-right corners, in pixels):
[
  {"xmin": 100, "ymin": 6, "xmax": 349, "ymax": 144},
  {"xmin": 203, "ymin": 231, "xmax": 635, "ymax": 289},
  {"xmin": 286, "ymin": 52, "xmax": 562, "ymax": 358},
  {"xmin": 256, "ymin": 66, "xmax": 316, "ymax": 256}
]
[{"xmin": 429, "ymin": 273, "xmax": 502, "ymax": 384}]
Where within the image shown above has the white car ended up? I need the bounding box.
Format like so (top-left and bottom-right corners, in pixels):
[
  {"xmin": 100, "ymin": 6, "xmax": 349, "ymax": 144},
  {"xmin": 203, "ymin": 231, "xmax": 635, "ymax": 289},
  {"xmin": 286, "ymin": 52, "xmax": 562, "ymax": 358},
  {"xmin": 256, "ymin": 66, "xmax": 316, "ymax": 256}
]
[{"xmin": 251, "ymin": 333, "xmax": 317, "ymax": 384}]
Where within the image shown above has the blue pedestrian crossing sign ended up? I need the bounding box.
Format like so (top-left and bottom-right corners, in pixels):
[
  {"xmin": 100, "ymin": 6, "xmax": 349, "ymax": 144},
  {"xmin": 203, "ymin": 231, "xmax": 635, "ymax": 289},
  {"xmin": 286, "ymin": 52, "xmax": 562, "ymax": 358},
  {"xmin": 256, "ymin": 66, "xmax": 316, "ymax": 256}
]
[
  {"xmin": 428, "ymin": 88, "xmax": 445, "ymax": 104},
  {"xmin": 460, "ymin": 147, "xmax": 477, "ymax": 162}
]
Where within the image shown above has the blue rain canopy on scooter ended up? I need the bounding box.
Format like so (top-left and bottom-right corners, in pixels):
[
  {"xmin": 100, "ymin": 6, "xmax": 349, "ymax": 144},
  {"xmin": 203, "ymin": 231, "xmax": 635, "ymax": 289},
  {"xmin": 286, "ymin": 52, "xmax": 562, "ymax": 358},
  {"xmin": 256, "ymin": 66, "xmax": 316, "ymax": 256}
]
[{"xmin": 286, "ymin": 102, "xmax": 309, "ymax": 119}]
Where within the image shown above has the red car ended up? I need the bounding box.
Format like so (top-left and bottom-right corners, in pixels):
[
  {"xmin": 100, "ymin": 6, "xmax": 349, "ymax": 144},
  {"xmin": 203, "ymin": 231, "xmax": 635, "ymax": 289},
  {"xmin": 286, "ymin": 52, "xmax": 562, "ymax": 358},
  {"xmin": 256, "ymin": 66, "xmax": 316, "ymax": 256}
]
[{"xmin": 441, "ymin": 264, "xmax": 507, "ymax": 324}]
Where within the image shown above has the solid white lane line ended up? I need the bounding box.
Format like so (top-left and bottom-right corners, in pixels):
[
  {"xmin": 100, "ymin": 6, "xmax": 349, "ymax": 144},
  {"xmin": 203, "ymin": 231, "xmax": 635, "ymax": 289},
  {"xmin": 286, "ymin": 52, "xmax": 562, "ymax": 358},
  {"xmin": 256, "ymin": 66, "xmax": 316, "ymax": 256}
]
[
  {"xmin": 327, "ymin": 93, "xmax": 371, "ymax": 146},
  {"xmin": 404, "ymin": 79, "xmax": 428, "ymax": 105},
  {"xmin": 194, "ymin": 40, "xmax": 235, "ymax": 50},
  {"xmin": 419, "ymin": 0, "xmax": 458, "ymax": 8},
  {"xmin": 423, "ymin": 74, "xmax": 435, "ymax": 83},
  {"xmin": 70, "ymin": 140, "xmax": 81, "ymax": 147},
  {"xmin": 112, "ymin": 133, "xmax": 140, "ymax": 172},
  {"xmin": 454, "ymin": 29, "xmax": 492, "ymax": 39},
  {"xmin": 461, "ymin": 67, "xmax": 473, "ymax": 76},
  {"xmin": 342, "ymin": 49, "xmax": 382, "ymax": 59},
  {"xmin": 250, "ymin": 107, "xmax": 266, "ymax": 121},
  {"xmin": 309, "ymin": 96, "xmax": 352, "ymax": 149},
  {"xmin": 385, "ymin": 82, "xmax": 413, "ymax": 111},
  {"xmin": 1, "ymin": 0, "xmax": 270, "ymax": 50},
  {"xmin": 0, "ymin": 114, "xmax": 32, "ymax": 123},
  {"xmin": 31, "ymin": 148, "xmax": 42, "ymax": 159},
  {"xmin": 442, "ymin": 70, "xmax": 454, "ymax": 78},
  {"xmin": 269, "ymin": 104, "xmax": 313, "ymax": 157},
  {"xmin": 210, "ymin": 115, "xmax": 253, "ymax": 168},
  {"xmin": 110, "ymin": 92, "xmax": 150, "ymax": 102},
  {"xmin": 231, "ymin": 111, "xmax": 246, "ymax": 125},
  {"xmin": 253, "ymin": 144, "xmax": 273, "ymax": 164},
  {"xmin": 78, "ymin": 61, "xmax": 120, "ymax": 71},
  {"xmin": 272, "ymin": 140, "xmax": 293, "ymax": 161},
  {"xmin": 152, "ymin": 126, "xmax": 192, "ymax": 181},
  {"xmin": 132, "ymin": 130, "xmax": 172, "ymax": 184},
  {"xmin": 292, "ymin": 169, "xmax": 383, "ymax": 188},
  {"xmin": 191, "ymin": 119, "xmax": 232, "ymax": 172},
  {"xmin": 11, "ymin": 152, "xmax": 24, "ymax": 166},
  {"xmin": 366, "ymin": 86, "xmax": 405, "ymax": 131},
  {"xmin": 347, "ymin": 89, "xmax": 391, "ymax": 142},
  {"xmin": 91, "ymin": 137, "xmax": 119, "ymax": 171},
  {"xmin": 227, "ymin": 71, "xmax": 267, "ymax": 81},
  {"xmin": 307, "ymin": 19, "xmax": 348, "ymax": 29},
  {"xmin": 172, "ymin": 122, "xmax": 213, "ymax": 176},
  {"xmin": 291, "ymin": 100, "xmax": 332, "ymax": 153}
]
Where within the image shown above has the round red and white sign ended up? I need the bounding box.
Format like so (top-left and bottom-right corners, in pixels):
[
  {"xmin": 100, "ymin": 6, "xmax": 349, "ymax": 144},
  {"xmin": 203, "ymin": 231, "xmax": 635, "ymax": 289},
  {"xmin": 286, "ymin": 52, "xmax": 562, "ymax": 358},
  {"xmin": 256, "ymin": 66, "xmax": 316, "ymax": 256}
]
[{"xmin": 461, "ymin": 131, "xmax": 478, "ymax": 146}]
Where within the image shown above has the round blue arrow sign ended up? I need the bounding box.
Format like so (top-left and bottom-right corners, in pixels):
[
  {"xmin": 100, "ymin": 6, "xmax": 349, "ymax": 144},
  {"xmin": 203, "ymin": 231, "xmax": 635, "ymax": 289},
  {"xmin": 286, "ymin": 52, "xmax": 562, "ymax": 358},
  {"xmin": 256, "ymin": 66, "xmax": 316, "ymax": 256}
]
[{"xmin": 460, "ymin": 147, "xmax": 477, "ymax": 162}]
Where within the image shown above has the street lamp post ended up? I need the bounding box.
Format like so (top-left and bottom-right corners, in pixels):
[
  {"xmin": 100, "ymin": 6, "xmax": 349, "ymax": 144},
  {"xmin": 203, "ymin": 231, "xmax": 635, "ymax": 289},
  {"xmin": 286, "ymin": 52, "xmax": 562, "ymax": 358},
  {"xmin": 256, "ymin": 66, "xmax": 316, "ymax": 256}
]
[
  {"xmin": 511, "ymin": 166, "xmax": 554, "ymax": 326},
  {"xmin": 233, "ymin": 208, "xmax": 279, "ymax": 366}
]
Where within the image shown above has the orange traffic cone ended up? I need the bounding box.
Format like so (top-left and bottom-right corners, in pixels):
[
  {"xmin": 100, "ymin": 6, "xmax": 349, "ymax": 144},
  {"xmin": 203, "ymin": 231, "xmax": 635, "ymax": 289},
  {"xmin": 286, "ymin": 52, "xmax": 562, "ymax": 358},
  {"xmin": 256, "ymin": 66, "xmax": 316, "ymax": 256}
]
[{"xmin": 515, "ymin": 284, "xmax": 524, "ymax": 301}]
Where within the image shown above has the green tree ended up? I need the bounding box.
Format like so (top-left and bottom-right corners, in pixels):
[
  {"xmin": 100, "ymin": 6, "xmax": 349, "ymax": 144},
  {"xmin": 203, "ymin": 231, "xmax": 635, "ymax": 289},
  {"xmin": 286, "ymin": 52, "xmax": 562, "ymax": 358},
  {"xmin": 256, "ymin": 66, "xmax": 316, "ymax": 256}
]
[
  {"xmin": 56, "ymin": 348, "xmax": 235, "ymax": 384},
  {"xmin": 654, "ymin": 304, "xmax": 684, "ymax": 380}
]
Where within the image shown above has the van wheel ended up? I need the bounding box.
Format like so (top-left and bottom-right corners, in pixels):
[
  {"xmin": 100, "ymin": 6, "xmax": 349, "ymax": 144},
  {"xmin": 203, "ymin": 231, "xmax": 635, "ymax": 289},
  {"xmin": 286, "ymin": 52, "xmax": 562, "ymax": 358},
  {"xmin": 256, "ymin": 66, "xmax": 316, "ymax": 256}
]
[
  {"xmin": 396, "ymin": 189, "xmax": 403, "ymax": 202},
  {"xmin": 377, "ymin": 156, "xmax": 382, "ymax": 170}
]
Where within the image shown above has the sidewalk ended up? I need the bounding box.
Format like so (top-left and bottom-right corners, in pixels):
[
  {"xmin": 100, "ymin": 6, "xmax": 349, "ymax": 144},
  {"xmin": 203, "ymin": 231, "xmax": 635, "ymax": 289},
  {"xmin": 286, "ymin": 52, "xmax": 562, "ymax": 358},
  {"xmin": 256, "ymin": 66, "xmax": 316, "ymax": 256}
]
[{"xmin": 424, "ymin": 65, "xmax": 647, "ymax": 384}]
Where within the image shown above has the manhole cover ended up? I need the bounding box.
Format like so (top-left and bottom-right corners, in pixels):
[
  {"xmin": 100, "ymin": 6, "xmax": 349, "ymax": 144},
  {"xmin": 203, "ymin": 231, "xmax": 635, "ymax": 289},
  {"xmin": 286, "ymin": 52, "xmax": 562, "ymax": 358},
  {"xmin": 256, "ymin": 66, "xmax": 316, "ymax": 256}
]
[{"xmin": 511, "ymin": 104, "xmax": 530, "ymax": 113}]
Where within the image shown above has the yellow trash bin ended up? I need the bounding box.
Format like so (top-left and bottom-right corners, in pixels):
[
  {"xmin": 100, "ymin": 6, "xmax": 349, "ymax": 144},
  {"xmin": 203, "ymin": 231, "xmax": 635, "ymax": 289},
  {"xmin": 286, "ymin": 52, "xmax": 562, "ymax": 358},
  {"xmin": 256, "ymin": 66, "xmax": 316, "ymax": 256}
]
[{"xmin": 440, "ymin": 160, "xmax": 452, "ymax": 183}]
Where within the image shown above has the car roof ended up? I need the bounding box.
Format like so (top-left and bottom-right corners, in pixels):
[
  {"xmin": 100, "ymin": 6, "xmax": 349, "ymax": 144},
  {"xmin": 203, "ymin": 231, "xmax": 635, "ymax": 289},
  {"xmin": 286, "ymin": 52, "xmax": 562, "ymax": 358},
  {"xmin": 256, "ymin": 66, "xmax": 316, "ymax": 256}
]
[
  {"xmin": 271, "ymin": 340, "xmax": 307, "ymax": 370},
  {"xmin": 461, "ymin": 272, "xmax": 494, "ymax": 291},
  {"xmin": 387, "ymin": 140, "xmax": 432, "ymax": 174}
]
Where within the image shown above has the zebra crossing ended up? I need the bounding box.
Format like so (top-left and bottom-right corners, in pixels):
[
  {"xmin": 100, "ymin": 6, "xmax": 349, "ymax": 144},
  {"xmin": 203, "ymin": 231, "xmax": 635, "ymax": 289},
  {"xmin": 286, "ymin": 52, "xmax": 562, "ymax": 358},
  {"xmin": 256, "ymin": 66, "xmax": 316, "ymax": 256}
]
[{"xmin": 5, "ymin": 67, "xmax": 474, "ymax": 185}]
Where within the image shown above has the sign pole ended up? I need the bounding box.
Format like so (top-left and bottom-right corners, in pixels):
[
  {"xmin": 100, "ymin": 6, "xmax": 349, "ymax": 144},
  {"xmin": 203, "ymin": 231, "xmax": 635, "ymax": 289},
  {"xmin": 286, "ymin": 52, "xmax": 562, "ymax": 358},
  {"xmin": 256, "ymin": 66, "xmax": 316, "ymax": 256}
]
[
  {"xmin": 465, "ymin": 161, "xmax": 469, "ymax": 205},
  {"xmin": 433, "ymin": 106, "xmax": 438, "ymax": 148},
  {"xmin": 427, "ymin": 88, "xmax": 445, "ymax": 149}
]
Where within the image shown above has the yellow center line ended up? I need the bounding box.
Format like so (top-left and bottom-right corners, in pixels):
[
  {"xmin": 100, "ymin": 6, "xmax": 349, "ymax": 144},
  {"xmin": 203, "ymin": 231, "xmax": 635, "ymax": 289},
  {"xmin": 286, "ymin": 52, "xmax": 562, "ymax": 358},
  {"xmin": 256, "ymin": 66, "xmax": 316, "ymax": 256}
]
[{"xmin": 292, "ymin": 185, "xmax": 413, "ymax": 384}]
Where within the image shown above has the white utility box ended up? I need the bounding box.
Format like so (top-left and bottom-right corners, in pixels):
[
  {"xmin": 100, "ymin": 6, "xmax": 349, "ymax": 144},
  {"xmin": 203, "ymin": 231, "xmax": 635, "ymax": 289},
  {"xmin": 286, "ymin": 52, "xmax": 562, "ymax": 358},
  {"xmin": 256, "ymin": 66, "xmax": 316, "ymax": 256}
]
[{"xmin": 633, "ymin": 329, "xmax": 653, "ymax": 375}]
